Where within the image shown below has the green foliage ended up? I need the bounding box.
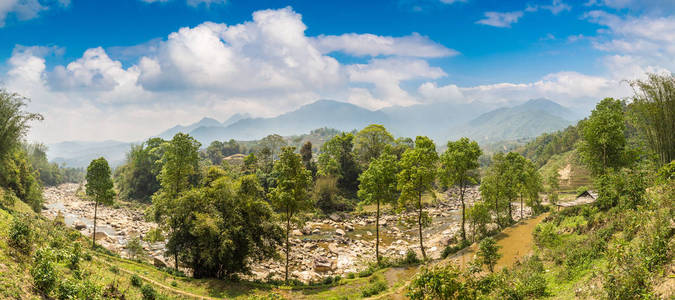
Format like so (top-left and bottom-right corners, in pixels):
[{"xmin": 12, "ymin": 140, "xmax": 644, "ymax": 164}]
[
  {"xmin": 141, "ymin": 284, "xmax": 157, "ymax": 300},
  {"xmin": 125, "ymin": 236, "xmax": 146, "ymax": 260},
  {"xmin": 31, "ymin": 247, "xmax": 58, "ymax": 295},
  {"xmin": 0, "ymin": 89, "xmax": 43, "ymax": 161},
  {"xmin": 353, "ymin": 124, "xmax": 394, "ymax": 167},
  {"xmin": 68, "ymin": 242, "xmax": 82, "ymax": 270},
  {"xmin": 517, "ymin": 124, "xmax": 581, "ymax": 167},
  {"xmin": 130, "ymin": 274, "xmax": 142, "ymax": 287},
  {"xmin": 579, "ymin": 98, "xmax": 628, "ymax": 175},
  {"xmin": 477, "ymin": 237, "xmax": 501, "ymax": 273},
  {"xmin": 115, "ymin": 138, "xmax": 164, "ymax": 202},
  {"xmin": 56, "ymin": 278, "xmax": 79, "ymax": 300},
  {"xmin": 397, "ymin": 136, "xmax": 438, "ymax": 260},
  {"xmin": 144, "ymin": 227, "xmax": 164, "ymax": 243},
  {"xmin": 495, "ymin": 255, "xmax": 548, "ymax": 299},
  {"xmin": 628, "ymin": 73, "xmax": 675, "ymax": 166},
  {"xmin": 358, "ymin": 152, "xmax": 399, "ymax": 262},
  {"xmin": 205, "ymin": 139, "xmax": 242, "ymax": 165},
  {"xmin": 467, "ymin": 201, "xmax": 491, "ymax": 241},
  {"xmin": 596, "ymin": 168, "xmax": 648, "ymax": 210},
  {"xmin": 300, "ymin": 141, "xmax": 317, "ymax": 176},
  {"xmin": 441, "ymin": 240, "xmax": 470, "ymax": 259},
  {"xmin": 317, "ymin": 133, "xmax": 360, "ymax": 197},
  {"xmin": 25, "ymin": 143, "xmax": 83, "ymax": 186},
  {"xmin": 9, "ymin": 215, "xmax": 32, "ymax": 254},
  {"xmin": 407, "ymin": 265, "xmax": 470, "ymax": 300},
  {"xmin": 313, "ymin": 175, "xmax": 352, "ymax": 213},
  {"xmin": 0, "ymin": 149, "xmax": 43, "ymax": 212},
  {"xmin": 85, "ymin": 158, "xmax": 115, "ymax": 206},
  {"xmin": 361, "ymin": 275, "xmax": 387, "ymax": 297},
  {"xmin": 439, "ymin": 137, "xmax": 481, "ymax": 242}
]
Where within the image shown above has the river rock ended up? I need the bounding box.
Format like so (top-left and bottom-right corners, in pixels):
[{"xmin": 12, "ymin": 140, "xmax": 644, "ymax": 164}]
[
  {"xmin": 314, "ymin": 258, "xmax": 335, "ymax": 272},
  {"xmin": 335, "ymin": 229, "xmax": 345, "ymax": 236},
  {"xmin": 329, "ymin": 213, "xmax": 341, "ymax": 222},
  {"xmin": 73, "ymin": 221, "xmax": 86, "ymax": 230},
  {"xmin": 292, "ymin": 229, "xmax": 303, "ymax": 236},
  {"xmin": 153, "ymin": 257, "xmax": 167, "ymax": 268},
  {"xmin": 94, "ymin": 231, "xmax": 109, "ymax": 240}
]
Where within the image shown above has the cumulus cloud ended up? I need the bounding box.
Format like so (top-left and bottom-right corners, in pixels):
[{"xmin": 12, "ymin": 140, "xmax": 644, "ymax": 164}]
[
  {"xmin": 584, "ymin": 10, "xmax": 675, "ymax": 78},
  {"xmin": 476, "ymin": 11, "xmax": 524, "ymax": 28},
  {"xmin": 418, "ymin": 71, "xmax": 629, "ymax": 107},
  {"xmin": 312, "ymin": 32, "xmax": 458, "ymax": 58}
]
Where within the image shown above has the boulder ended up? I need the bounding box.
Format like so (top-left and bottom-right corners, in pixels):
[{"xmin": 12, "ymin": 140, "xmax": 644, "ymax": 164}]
[
  {"xmin": 314, "ymin": 258, "xmax": 335, "ymax": 272},
  {"xmin": 345, "ymin": 224, "xmax": 354, "ymax": 232},
  {"xmin": 335, "ymin": 229, "xmax": 345, "ymax": 236},
  {"xmin": 329, "ymin": 213, "xmax": 341, "ymax": 222},
  {"xmin": 153, "ymin": 257, "xmax": 167, "ymax": 268},
  {"xmin": 94, "ymin": 231, "xmax": 109, "ymax": 240},
  {"xmin": 73, "ymin": 221, "xmax": 86, "ymax": 230},
  {"xmin": 312, "ymin": 229, "xmax": 321, "ymax": 235},
  {"xmin": 292, "ymin": 229, "xmax": 303, "ymax": 236}
]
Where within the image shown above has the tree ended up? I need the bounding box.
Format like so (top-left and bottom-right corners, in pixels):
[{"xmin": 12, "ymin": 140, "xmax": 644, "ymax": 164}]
[
  {"xmin": 546, "ymin": 170, "xmax": 560, "ymax": 205},
  {"xmin": 628, "ymin": 73, "xmax": 675, "ymax": 166},
  {"xmin": 152, "ymin": 133, "xmax": 200, "ymax": 269},
  {"xmin": 300, "ymin": 141, "xmax": 317, "ymax": 176},
  {"xmin": 317, "ymin": 133, "xmax": 360, "ymax": 197},
  {"xmin": 477, "ymin": 237, "xmax": 502, "ymax": 272},
  {"xmin": 467, "ymin": 201, "xmax": 490, "ymax": 242},
  {"xmin": 269, "ymin": 147, "xmax": 313, "ymax": 282},
  {"xmin": 206, "ymin": 141, "xmax": 225, "ymax": 165},
  {"xmin": 354, "ymin": 124, "xmax": 394, "ymax": 167},
  {"xmin": 480, "ymin": 152, "xmax": 525, "ymax": 228},
  {"xmin": 397, "ymin": 136, "xmax": 438, "ymax": 260},
  {"xmin": 0, "ymin": 90, "xmax": 43, "ymax": 160},
  {"xmin": 259, "ymin": 134, "xmax": 287, "ymax": 160},
  {"xmin": 439, "ymin": 137, "xmax": 481, "ymax": 243},
  {"xmin": 358, "ymin": 153, "xmax": 399, "ymax": 264},
  {"xmin": 579, "ymin": 98, "xmax": 627, "ymax": 175},
  {"xmin": 115, "ymin": 138, "xmax": 164, "ymax": 202},
  {"xmin": 521, "ymin": 159, "xmax": 542, "ymax": 217},
  {"xmin": 85, "ymin": 157, "xmax": 115, "ymax": 248}
]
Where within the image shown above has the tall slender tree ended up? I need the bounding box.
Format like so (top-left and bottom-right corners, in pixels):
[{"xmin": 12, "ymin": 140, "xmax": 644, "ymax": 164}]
[
  {"xmin": 269, "ymin": 146, "xmax": 313, "ymax": 283},
  {"xmin": 397, "ymin": 136, "xmax": 438, "ymax": 260},
  {"xmin": 358, "ymin": 153, "xmax": 399, "ymax": 264},
  {"xmin": 439, "ymin": 137, "xmax": 481, "ymax": 243},
  {"xmin": 85, "ymin": 157, "xmax": 115, "ymax": 248}
]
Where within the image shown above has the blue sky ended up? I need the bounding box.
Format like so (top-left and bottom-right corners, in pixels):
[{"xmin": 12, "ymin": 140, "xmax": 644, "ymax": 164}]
[{"xmin": 1, "ymin": 0, "xmax": 673, "ymax": 142}]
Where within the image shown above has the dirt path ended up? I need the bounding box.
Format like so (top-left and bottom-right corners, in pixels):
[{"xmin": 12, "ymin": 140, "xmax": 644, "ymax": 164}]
[
  {"xmin": 372, "ymin": 213, "xmax": 550, "ymax": 300},
  {"xmin": 94, "ymin": 256, "xmax": 219, "ymax": 300}
]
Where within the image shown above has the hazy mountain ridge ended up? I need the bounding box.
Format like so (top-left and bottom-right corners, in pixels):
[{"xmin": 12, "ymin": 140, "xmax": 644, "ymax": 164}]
[{"xmin": 48, "ymin": 98, "xmax": 582, "ymax": 167}]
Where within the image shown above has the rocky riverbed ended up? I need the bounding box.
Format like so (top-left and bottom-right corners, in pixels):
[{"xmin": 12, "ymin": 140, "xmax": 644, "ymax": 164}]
[{"xmin": 41, "ymin": 183, "xmax": 532, "ymax": 282}]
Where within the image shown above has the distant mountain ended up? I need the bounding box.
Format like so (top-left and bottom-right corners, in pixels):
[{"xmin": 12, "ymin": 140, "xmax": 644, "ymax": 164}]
[
  {"xmin": 190, "ymin": 100, "xmax": 389, "ymax": 143},
  {"xmin": 47, "ymin": 140, "xmax": 132, "ymax": 168},
  {"xmin": 49, "ymin": 98, "xmax": 582, "ymax": 167},
  {"xmin": 158, "ymin": 117, "xmax": 222, "ymax": 140},
  {"xmin": 458, "ymin": 99, "xmax": 574, "ymax": 142}
]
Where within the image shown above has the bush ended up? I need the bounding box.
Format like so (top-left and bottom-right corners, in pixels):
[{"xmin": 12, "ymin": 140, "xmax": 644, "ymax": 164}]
[
  {"xmin": 68, "ymin": 243, "xmax": 82, "ymax": 270},
  {"xmin": 56, "ymin": 279, "xmax": 79, "ymax": 300},
  {"xmin": 346, "ymin": 272, "xmax": 355, "ymax": 279},
  {"xmin": 125, "ymin": 236, "xmax": 146, "ymax": 260},
  {"xmin": 407, "ymin": 266, "xmax": 469, "ymax": 300},
  {"xmin": 109, "ymin": 265, "xmax": 120, "ymax": 274},
  {"xmin": 130, "ymin": 274, "xmax": 142, "ymax": 287},
  {"xmin": 31, "ymin": 247, "xmax": 58, "ymax": 294},
  {"xmin": 362, "ymin": 275, "xmax": 387, "ymax": 297},
  {"xmin": 358, "ymin": 266, "xmax": 375, "ymax": 278},
  {"xmin": 0, "ymin": 189, "xmax": 16, "ymax": 209},
  {"xmin": 477, "ymin": 237, "xmax": 502, "ymax": 273},
  {"xmin": 141, "ymin": 284, "xmax": 156, "ymax": 300},
  {"xmin": 170, "ymin": 281, "xmax": 177, "ymax": 287},
  {"xmin": 402, "ymin": 249, "xmax": 420, "ymax": 265},
  {"xmin": 441, "ymin": 240, "xmax": 470, "ymax": 259},
  {"xmin": 8, "ymin": 216, "xmax": 32, "ymax": 254}
]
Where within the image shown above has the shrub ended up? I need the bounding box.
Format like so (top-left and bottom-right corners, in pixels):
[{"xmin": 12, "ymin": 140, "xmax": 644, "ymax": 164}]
[
  {"xmin": 8, "ymin": 216, "xmax": 32, "ymax": 254},
  {"xmin": 31, "ymin": 247, "xmax": 58, "ymax": 294},
  {"xmin": 358, "ymin": 266, "xmax": 374, "ymax": 278},
  {"xmin": 130, "ymin": 274, "xmax": 142, "ymax": 287},
  {"xmin": 533, "ymin": 222, "xmax": 560, "ymax": 248},
  {"xmin": 407, "ymin": 266, "xmax": 469, "ymax": 300},
  {"xmin": 141, "ymin": 284, "xmax": 156, "ymax": 300},
  {"xmin": 68, "ymin": 243, "xmax": 82, "ymax": 270},
  {"xmin": 477, "ymin": 237, "xmax": 502, "ymax": 273},
  {"xmin": 0, "ymin": 189, "xmax": 16, "ymax": 209},
  {"xmin": 144, "ymin": 228, "xmax": 164, "ymax": 243},
  {"xmin": 125, "ymin": 236, "xmax": 146, "ymax": 260},
  {"xmin": 109, "ymin": 265, "xmax": 120, "ymax": 274},
  {"xmin": 346, "ymin": 272, "xmax": 355, "ymax": 279},
  {"xmin": 362, "ymin": 275, "xmax": 387, "ymax": 297},
  {"xmin": 441, "ymin": 240, "xmax": 470, "ymax": 259},
  {"xmin": 402, "ymin": 249, "xmax": 420, "ymax": 265},
  {"xmin": 56, "ymin": 279, "xmax": 79, "ymax": 300},
  {"xmin": 170, "ymin": 281, "xmax": 177, "ymax": 287}
]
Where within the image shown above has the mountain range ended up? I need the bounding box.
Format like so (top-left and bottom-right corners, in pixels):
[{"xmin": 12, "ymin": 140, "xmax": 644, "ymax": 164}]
[{"xmin": 48, "ymin": 98, "xmax": 583, "ymax": 167}]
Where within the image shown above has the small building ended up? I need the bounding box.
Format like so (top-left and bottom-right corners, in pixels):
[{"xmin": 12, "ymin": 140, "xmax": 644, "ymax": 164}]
[{"xmin": 555, "ymin": 190, "xmax": 597, "ymax": 210}]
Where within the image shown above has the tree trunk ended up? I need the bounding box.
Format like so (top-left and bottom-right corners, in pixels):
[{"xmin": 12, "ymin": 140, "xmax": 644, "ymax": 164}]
[
  {"xmin": 508, "ymin": 198, "xmax": 513, "ymax": 224},
  {"xmin": 520, "ymin": 194, "xmax": 523, "ymax": 221},
  {"xmin": 175, "ymin": 253, "xmax": 178, "ymax": 272},
  {"xmin": 418, "ymin": 192, "xmax": 426, "ymax": 260},
  {"xmin": 460, "ymin": 183, "xmax": 466, "ymax": 242},
  {"xmin": 285, "ymin": 210, "xmax": 290, "ymax": 283},
  {"xmin": 92, "ymin": 201, "xmax": 98, "ymax": 248},
  {"xmin": 376, "ymin": 199, "xmax": 380, "ymax": 264}
]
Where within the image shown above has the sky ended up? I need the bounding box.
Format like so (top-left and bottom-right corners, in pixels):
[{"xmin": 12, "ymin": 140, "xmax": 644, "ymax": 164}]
[{"xmin": 0, "ymin": 0, "xmax": 674, "ymax": 143}]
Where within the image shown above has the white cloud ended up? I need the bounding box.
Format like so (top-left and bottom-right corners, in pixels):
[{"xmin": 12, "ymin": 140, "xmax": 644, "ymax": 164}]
[
  {"xmin": 0, "ymin": 0, "xmax": 70, "ymax": 27},
  {"xmin": 476, "ymin": 11, "xmax": 523, "ymax": 28},
  {"xmin": 439, "ymin": 0, "xmax": 467, "ymax": 4},
  {"xmin": 527, "ymin": 0, "xmax": 571, "ymax": 15},
  {"xmin": 311, "ymin": 32, "xmax": 458, "ymax": 58},
  {"xmin": 418, "ymin": 71, "xmax": 629, "ymax": 107},
  {"xmin": 584, "ymin": 10, "xmax": 675, "ymax": 78}
]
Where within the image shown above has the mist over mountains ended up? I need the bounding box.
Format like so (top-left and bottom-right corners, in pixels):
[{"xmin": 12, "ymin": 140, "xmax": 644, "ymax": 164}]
[{"xmin": 48, "ymin": 98, "xmax": 583, "ymax": 167}]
